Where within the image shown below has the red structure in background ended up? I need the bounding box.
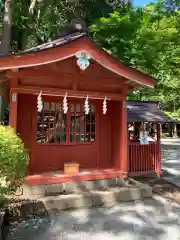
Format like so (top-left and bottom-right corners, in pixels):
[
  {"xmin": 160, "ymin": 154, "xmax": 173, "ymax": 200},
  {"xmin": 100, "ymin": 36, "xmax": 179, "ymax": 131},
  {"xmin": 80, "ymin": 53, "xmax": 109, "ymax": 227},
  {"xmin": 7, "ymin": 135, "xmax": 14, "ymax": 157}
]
[
  {"xmin": 0, "ymin": 32, "xmax": 170, "ymax": 185},
  {"xmin": 128, "ymin": 122, "xmax": 161, "ymax": 176}
]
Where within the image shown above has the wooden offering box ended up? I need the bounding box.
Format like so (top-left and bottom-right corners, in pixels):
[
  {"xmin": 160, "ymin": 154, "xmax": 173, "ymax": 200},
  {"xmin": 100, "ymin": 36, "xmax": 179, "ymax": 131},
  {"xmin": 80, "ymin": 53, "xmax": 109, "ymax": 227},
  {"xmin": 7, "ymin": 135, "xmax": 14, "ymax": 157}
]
[{"xmin": 64, "ymin": 163, "xmax": 80, "ymax": 174}]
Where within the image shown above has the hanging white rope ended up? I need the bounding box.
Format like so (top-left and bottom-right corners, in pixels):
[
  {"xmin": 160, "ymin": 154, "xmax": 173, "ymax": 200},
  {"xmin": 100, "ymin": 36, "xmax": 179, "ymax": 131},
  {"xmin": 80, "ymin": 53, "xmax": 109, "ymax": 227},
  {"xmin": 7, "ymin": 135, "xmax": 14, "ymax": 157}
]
[
  {"xmin": 84, "ymin": 95, "xmax": 90, "ymax": 115},
  {"xmin": 37, "ymin": 91, "xmax": 43, "ymax": 112},
  {"xmin": 103, "ymin": 96, "xmax": 107, "ymax": 114},
  {"xmin": 63, "ymin": 93, "xmax": 68, "ymax": 114}
]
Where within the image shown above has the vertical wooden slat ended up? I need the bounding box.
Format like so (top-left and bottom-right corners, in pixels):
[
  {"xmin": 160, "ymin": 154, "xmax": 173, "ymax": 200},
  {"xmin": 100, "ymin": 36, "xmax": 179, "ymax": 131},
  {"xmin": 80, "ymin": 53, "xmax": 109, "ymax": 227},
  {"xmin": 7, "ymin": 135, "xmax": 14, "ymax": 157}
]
[
  {"xmin": 48, "ymin": 102, "xmax": 50, "ymax": 144},
  {"xmin": 144, "ymin": 145, "xmax": 146, "ymax": 171},
  {"xmin": 36, "ymin": 101, "xmax": 38, "ymax": 143},
  {"xmin": 42, "ymin": 102, "xmax": 45, "ymax": 143},
  {"xmin": 154, "ymin": 143, "xmax": 157, "ymax": 172},
  {"xmin": 96, "ymin": 103, "xmax": 100, "ymax": 168},
  {"xmin": 133, "ymin": 145, "xmax": 135, "ymax": 172},
  {"xmin": 141, "ymin": 145, "xmax": 144, "ymax": 171},
  {"xmin": 136, "ymin": 144, "xmax": 138, "ymax": 172},
  {"xmin": 132, "ymin": 145, "xmax": 133, "ymax": 172},
  {"xmin": 137, "ymin": 144, "xmax": 139, "ymax": 171},
  {"xmin": 80, "ymin": 104, "xmax": 82, "ymax": 142},
  {"xmin": 130, "ymin": 144, "xmax": 132, "ymax": 172},
  {"xmin": 90, "ymin": 104, "xmax": 92, "ymax": 141},
  {"xmin": 119, "ymin": 100, "xmax": 128, "ymax": 177},
  {"xmin": 140, "ymin": 144, "xmax": 142, "ymax": 172},
  {"xmin": 74, "ymin": 104, "xmax": 76, "ymax": 143},
  {"xmin": 134, "ymin": 145, "xmax": 137, "ymax": 172},
  {"xmin": 146, "ymin": 145, "xmax": 148, "ymax": 171},
  {"xmin": 128, "ymin": 144, "xmax": 130, "ymax": 172},
  {"xmin": 132, "ymin": 145, "xmax": 135, "ymax": 172},
  {"xmin": 66, "ymin": 103, "xmax": 70, "ymax": 144},
  {"xmin": 153, "ymin": 143, "xmax": 155, "ymax": 171},
  {"xmin": 84, "ymin": 106, "xmax": 86, "ymax": 142},
  {"xmin": 156, "ymin": 123, "xmax": 161, "ymax": 175},
  {"xmin": 150, "ymin": 143, "xmax": 152, "ymax": 170},
  {"xmin": 78, "ymin": 104, "xmax": 80, "ymax": 143},
  {"xmin": 151, "ymin": 142, "xmax": 155, "ymax": 170},
  {"xmin": 54, "ymin": 103, "xmax": 56, "ymax": 144},
  {"xmin": 59, "ymin": 103, "xmax": 62, "ymax": 143},
  {"xmin": 129, "ymin": 144, "xmax": 131, "ymax": 172},
  {"xmin": 147, "ymin": 145, "xmax": 149, "ymax": 171}
]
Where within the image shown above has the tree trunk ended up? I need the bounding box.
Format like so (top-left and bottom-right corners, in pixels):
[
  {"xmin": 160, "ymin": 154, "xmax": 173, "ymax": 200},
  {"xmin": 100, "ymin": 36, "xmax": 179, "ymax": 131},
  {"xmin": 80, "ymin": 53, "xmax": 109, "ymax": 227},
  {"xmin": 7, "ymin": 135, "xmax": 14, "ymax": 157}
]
[{"xmin": 0, "ymin": 0, "xmax": 14, "ymax": 55}]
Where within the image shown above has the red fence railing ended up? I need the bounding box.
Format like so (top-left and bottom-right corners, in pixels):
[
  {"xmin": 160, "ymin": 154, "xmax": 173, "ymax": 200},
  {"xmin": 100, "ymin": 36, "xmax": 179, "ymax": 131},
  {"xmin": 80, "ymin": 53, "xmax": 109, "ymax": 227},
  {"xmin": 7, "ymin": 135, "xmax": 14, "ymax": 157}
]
[{"xmin": 128, "ymin": 141, "xmax": 161, "ymax": 176}]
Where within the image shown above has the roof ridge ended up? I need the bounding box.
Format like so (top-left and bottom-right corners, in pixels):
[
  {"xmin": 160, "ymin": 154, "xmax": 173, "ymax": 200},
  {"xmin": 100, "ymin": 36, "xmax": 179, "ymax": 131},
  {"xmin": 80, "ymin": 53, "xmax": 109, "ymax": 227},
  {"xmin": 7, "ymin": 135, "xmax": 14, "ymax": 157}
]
[
  {"xmin": 127, "ymin": 100, "xmax": 159, "ymax": 104},
  {"xmin": 22, "ymin": 32, "xmax": 87, "ymax": 55}
]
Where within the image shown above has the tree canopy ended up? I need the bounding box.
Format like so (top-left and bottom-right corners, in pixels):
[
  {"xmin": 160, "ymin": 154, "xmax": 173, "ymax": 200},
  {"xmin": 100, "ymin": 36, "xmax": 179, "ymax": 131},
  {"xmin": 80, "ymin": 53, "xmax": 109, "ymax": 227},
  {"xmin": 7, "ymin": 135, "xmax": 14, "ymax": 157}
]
[{"xmin": 90, "ymin": 3, "xmax": 180, "ymax": 119}]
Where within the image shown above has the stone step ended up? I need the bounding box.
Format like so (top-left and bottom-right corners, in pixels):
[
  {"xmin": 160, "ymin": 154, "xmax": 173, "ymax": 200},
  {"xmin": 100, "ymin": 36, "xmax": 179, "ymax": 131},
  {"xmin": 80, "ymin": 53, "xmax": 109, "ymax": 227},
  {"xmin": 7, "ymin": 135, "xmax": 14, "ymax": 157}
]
[
  {"xmin": 10, "ymin": 183, "xmax": 152, "ymax": 220},
  {"xmin": 16, "ymin": 178, "xmax": 132, "ymax": 198}
]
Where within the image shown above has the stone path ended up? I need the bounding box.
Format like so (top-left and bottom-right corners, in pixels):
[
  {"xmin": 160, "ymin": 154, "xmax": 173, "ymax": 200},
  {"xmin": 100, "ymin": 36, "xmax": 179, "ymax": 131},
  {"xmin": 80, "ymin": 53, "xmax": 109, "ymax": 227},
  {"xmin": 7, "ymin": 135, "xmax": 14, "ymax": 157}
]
[
  {"xmin": 6, "ymin": 195, "xmax": 180, "ymax": 240},
  {"xmin": 161, "ymin": 139, "xmax": 180, "ymax": 186}
]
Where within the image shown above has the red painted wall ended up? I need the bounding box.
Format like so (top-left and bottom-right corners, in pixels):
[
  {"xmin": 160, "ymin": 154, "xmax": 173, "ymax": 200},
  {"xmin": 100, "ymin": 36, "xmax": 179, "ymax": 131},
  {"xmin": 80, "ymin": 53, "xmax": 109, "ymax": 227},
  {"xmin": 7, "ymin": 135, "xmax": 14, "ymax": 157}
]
[
  {"xmin": 110, "ymin": 101, "xmax": 121, "ymax": 169},
  {"xmin": 17, "ymin": 94, "xmax": 33, "ymax": 150},
  {"xmin": 17, "ymin": 94, "xmax": 113, "ymax": 174},
  {"xmin": 98, "ymin": 106, "xmax": 112, "ymax": 169}
]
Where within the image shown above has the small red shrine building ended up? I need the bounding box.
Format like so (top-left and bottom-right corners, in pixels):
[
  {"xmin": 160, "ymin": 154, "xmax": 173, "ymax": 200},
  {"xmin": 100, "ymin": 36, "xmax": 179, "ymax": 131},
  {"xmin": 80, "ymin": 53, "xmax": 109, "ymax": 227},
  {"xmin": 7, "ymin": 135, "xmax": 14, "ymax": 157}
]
[{"xmin": 0, "ymin": 32, "xmax": 170, "ymax": 184}]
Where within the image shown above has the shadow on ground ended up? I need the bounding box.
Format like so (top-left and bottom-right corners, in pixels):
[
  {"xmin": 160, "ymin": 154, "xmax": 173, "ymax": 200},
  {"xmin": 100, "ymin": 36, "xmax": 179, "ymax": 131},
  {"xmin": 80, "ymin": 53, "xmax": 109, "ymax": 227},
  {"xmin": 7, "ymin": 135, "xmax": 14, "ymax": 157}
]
[
  {"xmin": 161, "ymin": 143, "xmax": 180, "ymax": 186},
  {"xmin": 6, "ymin": 195, "xmax": 180, "ymax": 240}
]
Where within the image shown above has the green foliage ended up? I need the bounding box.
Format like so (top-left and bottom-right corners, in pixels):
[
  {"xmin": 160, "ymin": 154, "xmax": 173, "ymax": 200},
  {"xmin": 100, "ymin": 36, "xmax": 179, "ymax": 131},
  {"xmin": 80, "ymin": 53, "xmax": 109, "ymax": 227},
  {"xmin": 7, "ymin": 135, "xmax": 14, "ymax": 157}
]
[
  {"xmin": 161, "ymin": 132, "xmax": 170, "ymax": 138},
  {"xmin": 9, "ymin": 0, "xmax": 125, "ymax": 52},
  {"xmin": 164, "ymin": 111, "xmax": 180, "ymax": 121},
  {"xmin": 0, "ymin": 125, "xmax": 28, "ymax": 195},
  {"xmin": 90, "ymin": 2, "xmax": 180, "ymax": 118}
]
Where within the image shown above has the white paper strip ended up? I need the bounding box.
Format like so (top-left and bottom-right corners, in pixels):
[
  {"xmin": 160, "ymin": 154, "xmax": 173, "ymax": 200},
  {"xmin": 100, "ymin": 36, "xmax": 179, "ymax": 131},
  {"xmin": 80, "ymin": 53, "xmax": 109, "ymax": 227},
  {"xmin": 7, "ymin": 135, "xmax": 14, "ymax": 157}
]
[
  {"xmin": 63, "ymin": 93, "xmax": 68, "ymax": 114},
  {"xmin": 37, "ymin": 91, "xmax": 43, "ymax": 112},
  {"xmin": 103, "ymin": 96, "xmax": 107, "ymax": 114},
  {"xmin": 84, "ymin": 95, "xmax": 90, "ymax": 115}
]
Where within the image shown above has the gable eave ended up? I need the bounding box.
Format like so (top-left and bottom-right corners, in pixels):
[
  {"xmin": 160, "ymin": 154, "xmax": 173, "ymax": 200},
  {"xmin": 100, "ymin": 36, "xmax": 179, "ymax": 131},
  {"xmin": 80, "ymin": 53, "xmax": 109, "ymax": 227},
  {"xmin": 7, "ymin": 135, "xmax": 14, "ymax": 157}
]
[{"xmin": 0, "ymin": 35, "xmax": 155, "ymax": 88}]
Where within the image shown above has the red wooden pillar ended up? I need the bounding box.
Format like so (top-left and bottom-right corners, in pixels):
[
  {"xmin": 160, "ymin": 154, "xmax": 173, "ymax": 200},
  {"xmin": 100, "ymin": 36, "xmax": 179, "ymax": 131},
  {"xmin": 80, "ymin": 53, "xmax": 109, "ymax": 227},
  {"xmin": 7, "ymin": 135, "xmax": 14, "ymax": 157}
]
[
  {"xmin": 119, "ymin": 100, "xmax": 128, "ymax": 177},
  {"xmin": 9, "ymin": 69, "xmax": 19, "ymax": 132},
  {"xmin": 156, "ymin": 123, "xmax": 161, "ymax": 175}
]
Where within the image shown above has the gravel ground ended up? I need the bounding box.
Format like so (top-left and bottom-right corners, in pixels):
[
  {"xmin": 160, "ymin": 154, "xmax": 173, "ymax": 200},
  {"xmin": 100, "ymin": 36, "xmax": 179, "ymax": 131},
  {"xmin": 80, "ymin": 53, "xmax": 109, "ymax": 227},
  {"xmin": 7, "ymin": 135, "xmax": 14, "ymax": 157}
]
[
  {"xmin": 161, "ymin": 141, "xmax": 180, "ymax": 186},
  {"xmin": 6, "ymin": 195, "xmax": 180, "ymax": 240},
  {"xmin": 5, "ymin": 141, "xmax": 180, "ymax": 240}
]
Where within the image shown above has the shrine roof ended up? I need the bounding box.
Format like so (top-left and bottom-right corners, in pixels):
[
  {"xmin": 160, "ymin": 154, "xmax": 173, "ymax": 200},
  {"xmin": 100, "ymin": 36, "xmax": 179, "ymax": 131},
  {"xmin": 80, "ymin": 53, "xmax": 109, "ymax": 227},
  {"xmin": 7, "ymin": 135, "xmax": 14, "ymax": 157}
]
[
  {"xmin": 22, "ymin": 32, "xmax": 86, "ymax": 54},
  {"xmin": 0, "ymin": 32, "xmax": 155, "ymax": 88},
  {"xmin": 127, "ymin": 101, "xmax": 177, "ymax": 123}
]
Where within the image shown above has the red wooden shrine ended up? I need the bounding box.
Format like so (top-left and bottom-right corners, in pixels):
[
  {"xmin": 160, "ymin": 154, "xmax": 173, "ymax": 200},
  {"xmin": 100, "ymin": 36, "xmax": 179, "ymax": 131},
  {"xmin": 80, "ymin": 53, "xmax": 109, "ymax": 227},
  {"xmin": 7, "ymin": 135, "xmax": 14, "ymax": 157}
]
[{"xmin": 0, "ymin": 32, "xmax": 166, "ymax": 184}]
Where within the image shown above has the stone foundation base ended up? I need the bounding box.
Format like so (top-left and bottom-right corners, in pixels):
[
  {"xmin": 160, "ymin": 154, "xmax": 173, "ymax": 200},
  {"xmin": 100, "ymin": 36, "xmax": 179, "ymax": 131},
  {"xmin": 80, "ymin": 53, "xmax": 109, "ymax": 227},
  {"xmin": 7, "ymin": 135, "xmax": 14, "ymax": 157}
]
[{"xmin": 7, "ymin": 178, "xmax": 152, "ymax": 220}]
